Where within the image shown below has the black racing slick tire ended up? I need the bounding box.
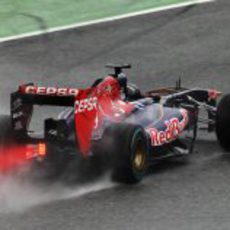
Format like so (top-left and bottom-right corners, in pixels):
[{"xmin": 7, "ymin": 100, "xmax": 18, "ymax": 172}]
[
  {"xmin": 104, "ymin": 123, "xmax": 149, "ymax": 184},
  {"xmin": 216, "ymin": 94, "xmax": 230, "ymax": 151}
]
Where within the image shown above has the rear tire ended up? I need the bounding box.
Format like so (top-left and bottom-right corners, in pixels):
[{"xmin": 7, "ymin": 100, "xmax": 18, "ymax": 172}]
[
  {"xmin": 216, "ymin": 94, "xmax": 230, "ymax": 151},
  {"xmin": 104, "ymin": 123, "xmax": 149, "ymax": 184}
]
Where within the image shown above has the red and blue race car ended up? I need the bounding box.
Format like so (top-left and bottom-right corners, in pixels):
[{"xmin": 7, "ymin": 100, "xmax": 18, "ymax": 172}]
[{"xmin": 0, "ymin": 64, "xmax": 230, "ymax": 184}]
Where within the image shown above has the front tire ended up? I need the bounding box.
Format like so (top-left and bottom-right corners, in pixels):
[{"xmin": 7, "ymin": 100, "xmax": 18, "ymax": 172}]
[{"xmin": 216, "ymin": 94, "xmax": 230, "ymax": 151}]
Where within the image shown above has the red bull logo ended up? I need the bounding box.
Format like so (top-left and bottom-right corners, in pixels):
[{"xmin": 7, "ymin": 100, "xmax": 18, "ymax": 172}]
[{"xmin": 147, "ymin": 110, "xmax": 188, "ymax": 146}]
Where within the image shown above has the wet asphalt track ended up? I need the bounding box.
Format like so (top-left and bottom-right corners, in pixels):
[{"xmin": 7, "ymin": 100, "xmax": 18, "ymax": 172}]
[{"xmin": 1, "ymin": 0, "xmax": 230, "ymax": 229}]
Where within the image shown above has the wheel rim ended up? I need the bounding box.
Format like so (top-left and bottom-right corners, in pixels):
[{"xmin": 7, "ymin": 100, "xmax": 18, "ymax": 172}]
[{"xmin": 133, "ymin": 139, "xmax": 146, "ymax": 172}]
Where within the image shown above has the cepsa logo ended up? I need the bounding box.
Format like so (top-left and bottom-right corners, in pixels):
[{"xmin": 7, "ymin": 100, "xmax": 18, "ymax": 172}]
[
  {"xmin": 23, "ymin": 86, "xmax": 79, "ymax": 96},
  {"xmin": 147, "ymin": 110, "xmax": 188, "ymax": 146},
  {"xmin": 75, "ymin": 97, "xmax": 98, "ymax": 114}
]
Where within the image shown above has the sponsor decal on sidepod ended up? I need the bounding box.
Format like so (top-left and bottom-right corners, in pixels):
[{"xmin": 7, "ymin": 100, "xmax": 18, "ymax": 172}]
[{"xmin": 147, "ymin": 110, "xmax": 189, "ymax": 146}]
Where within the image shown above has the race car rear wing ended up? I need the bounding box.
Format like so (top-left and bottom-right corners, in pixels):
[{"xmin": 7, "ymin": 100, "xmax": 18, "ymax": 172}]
[
  {"xmin": 10, "ymin": 83, "xmax": 101, "ymax": 157},
  {"xmin": 10, "ymin": 84, "xmax": 79, "ymax": 137},
  {"xmin": 10, "ymin": 77, "xmax": 128, "ymax": 157},
  {"xmin": 14, "ymin": 84, "xmax": 79, "ymax": 105}
]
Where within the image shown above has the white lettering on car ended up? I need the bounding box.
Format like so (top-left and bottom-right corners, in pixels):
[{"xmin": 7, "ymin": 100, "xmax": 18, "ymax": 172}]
[
  {"xmin": 147, "ymin": 110, "xmax": 188, "ymax": 146},
  {"xmin": 75, "ymin": 97, "xmax": 98, "ymax": 114},
  {"xmin": 37, "ymin": 87, "xmax": 46, "ymax": 95},
  {"xmin": 69, "ymin": 88, "xmax": 79, "ymax": 96},
  {"xmin": 25, "ymin": 86, "xmax": 35, "ymax": 94},
  {"xmin": 12, "ymin": 111, "xmax": 23, "ymax": 119},
  {"xmin": 23, "ymin": 86, "xmax": 79, "ymax": 96},
  {"xmin": 57, "ymin": 88, "xmax": 67, "ymax": 96},
  {"xmin": 46, "ymin": 87, "xmax": 57, "ymax": 95}
]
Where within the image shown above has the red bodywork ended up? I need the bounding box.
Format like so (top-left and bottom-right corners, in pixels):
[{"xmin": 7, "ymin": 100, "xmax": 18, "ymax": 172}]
[
  {"xmin": 74, "ymin": 76, "xmax": 135, "ymax": 156},
  {"xmin": 18, "ymin": 76, "xmax": 135, "ymax": 158}
]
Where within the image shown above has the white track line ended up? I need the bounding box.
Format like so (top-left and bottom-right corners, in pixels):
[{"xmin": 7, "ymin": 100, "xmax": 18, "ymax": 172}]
[{"xmin": 0, "ymin": 0, "xmax": 214, "ymax": 43}]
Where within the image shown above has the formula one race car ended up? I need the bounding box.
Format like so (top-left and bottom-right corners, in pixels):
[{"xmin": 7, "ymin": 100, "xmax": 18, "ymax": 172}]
[{"xmin": 0, "ymin": 64, "xmax": 230, "ymax": 184}]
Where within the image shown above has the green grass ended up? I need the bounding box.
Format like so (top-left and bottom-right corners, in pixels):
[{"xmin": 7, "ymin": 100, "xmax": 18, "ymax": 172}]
[{"xmin": 0, "ymin": 0, "xmax": 188, "ymax": 38}]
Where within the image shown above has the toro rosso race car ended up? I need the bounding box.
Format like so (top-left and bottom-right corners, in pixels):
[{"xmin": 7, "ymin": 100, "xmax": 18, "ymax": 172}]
[{"xmin": 0, "ymin": 64, "xmax": 230, "ymax": 184}]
